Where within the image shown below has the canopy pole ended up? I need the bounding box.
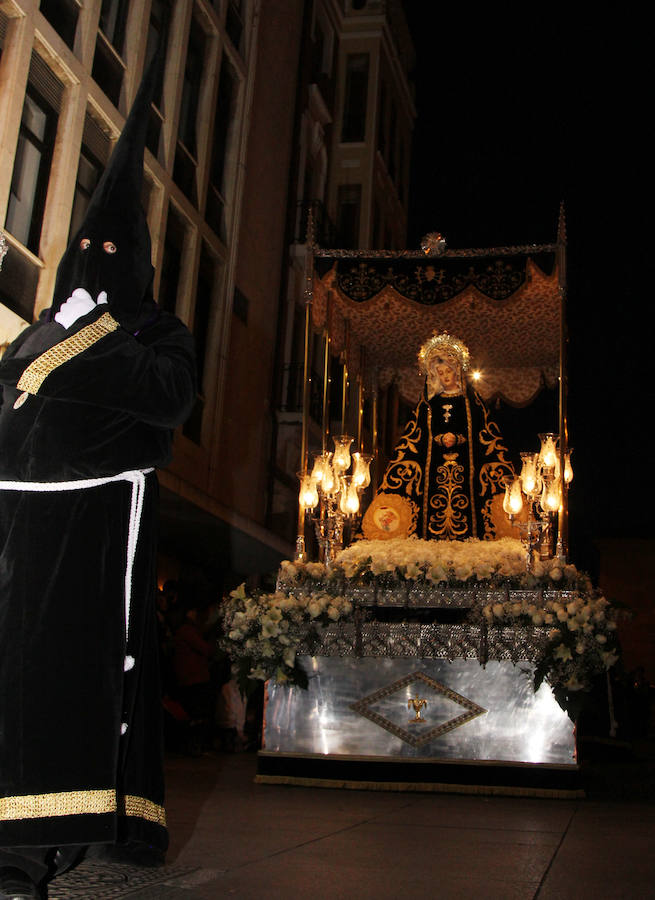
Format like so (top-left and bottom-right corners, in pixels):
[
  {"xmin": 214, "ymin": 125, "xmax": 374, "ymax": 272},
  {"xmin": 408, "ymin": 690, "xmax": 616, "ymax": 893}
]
[
  {"xmin": 372, "ymin": 369, "xmax": 379, "ymax": 491},
  {"xmin": 356, "ymin": 346, "xmax": 366, "ymax": 452},
  {"xmin": 321, "ymin": 295, "xmax": 331, "ymax": 452},
  {"xmin": 296, "ymin": 210, "xmax": 316, "ymax": 561},
  {"xmin": 556, "ymin": 202, "xmax": 569, "ymax": 561},
  {"xmin": 340, "ymin": 320, "xmax": 350, "ymax": 435}
]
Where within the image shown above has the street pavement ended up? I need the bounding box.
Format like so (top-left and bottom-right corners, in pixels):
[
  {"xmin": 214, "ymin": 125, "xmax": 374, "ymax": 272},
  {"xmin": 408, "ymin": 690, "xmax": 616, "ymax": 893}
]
[{"xmin": 49, "ymin": 738, "xmax": 655, "ymax": 899}]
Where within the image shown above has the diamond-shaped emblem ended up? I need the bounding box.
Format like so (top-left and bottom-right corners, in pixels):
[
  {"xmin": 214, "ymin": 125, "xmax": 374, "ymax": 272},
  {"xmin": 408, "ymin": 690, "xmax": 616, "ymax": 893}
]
[{"xmin": 350, "ymin": 670, "xmax": 487, "ymax": 748}]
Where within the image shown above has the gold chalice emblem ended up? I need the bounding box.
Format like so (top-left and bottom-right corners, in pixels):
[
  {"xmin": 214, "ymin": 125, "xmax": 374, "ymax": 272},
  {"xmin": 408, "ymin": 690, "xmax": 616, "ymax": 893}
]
[{"xmin": 408, "ymin": 693, "xmax": 427, "ymax": 724}]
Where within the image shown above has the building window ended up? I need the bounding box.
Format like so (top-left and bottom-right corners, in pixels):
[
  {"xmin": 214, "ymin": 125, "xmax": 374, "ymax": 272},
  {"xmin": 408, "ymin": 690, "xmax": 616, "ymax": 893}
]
[
  {"xmin": 158, "ymin": 204, "xmax": 188, "ymax": 314},
  {"xmin": 6, "ymin": 85, "xmax": 59, "ymax": 255},
  {"xmin": 341, "ymin": 53, "xmax": 369, "ymax": 143},
  {"xmin": 387, "ymin": 102, "xmax": 397, "ymax": 180},
  {"xmin": 336, "ymin": 184, "xmax": 361, "ymax": 249},
  {"xmin": 0, "ymin": 244, "xmax": 40, "ymax": 323},
  {"xmin": 183, "ymin": 244, "xmax": 221, "ymax": 444},
  {"xmin": 206, "ymin": 55, "xmax": 238, "ymax": 241},
  {"xmin": 145, "ymin": 0, "xmax": 171, "ymax": 159},
  {"xmin": 173, "ymin": 15, "xmax": 207, "ymax": 204},
  {"xmin": 39, "ymin": 0, "xmax": 79, "ymax": 51},
  {"xmin": 68, "ymin": 111, "xmax": 112, "ymax": 240},
  {"xmin": 98, "ymin": 0, "xmax": 129, "ymax": 56},
  {"xmin": 225, "ymin": 0, "xmax": 244, "ymax": 54},
  {"xmin": 377, "ymin": 80, "xmax": 388, "ymax": 159},
  {"xmin": 93, "ymin": 35, "xmax": 125, "ymax": 108}
]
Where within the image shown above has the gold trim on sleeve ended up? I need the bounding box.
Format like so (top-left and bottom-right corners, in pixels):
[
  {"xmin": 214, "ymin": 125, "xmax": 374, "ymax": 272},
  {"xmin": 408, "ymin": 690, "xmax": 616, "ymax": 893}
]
[{"xmin": 16, "ymin": 312, "xmax": 119, "ymax": 395}]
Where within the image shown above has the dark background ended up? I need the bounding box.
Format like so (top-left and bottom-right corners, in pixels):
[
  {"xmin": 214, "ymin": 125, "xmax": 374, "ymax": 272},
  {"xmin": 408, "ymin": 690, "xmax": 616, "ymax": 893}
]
[{"xmin": 400, "ymin": 7, "xmax": 654, "ymax": 573}]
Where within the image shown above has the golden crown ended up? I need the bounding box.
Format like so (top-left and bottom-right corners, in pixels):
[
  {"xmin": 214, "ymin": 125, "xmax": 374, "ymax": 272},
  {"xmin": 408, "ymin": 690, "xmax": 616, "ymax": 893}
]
[{"xmin": 418, "ymin": 332, "xmax": 471, "ymax": 374}]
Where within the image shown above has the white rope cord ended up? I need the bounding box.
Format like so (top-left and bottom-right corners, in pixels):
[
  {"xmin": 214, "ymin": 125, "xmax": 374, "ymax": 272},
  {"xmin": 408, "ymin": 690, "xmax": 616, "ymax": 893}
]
[{"xmin": 0, "ymin": 468, "xmax": 154, "ymax": 644}]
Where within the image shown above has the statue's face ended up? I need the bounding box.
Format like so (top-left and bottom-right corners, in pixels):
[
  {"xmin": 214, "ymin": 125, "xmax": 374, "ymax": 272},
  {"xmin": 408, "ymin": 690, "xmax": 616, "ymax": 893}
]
[{"xmin": 428, "ymin": 353, "xmax": 461, "ymax": 392}]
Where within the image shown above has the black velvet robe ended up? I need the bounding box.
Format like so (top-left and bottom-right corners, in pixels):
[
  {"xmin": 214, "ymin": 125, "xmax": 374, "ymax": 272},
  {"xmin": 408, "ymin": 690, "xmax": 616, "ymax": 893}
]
[
  {"xmin": 0, "ymin": 306, "xmax": 195, "ymax": 850},
  {"xmin": 363, "ymin": 384, "xmax": 514, "ymax": 541}
]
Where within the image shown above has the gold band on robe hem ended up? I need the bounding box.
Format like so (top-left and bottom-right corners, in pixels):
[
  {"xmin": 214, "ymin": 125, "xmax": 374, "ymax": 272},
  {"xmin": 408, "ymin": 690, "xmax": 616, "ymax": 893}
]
[
  {"xmin": 16, "ymin": 312, "xmax": 119, "ymax": 395},
  {"xmin": 0, "ymin": 789, "xmax": 166, "ymax": 827}
]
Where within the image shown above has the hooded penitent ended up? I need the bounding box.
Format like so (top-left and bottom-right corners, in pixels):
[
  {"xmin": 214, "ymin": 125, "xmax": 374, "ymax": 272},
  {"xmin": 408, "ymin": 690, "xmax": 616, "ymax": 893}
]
[
  {"xmin": 0, "ymin": 31, "xmax": 195, "ymax": 870},
  {"xmin": 49, "ymin": 37, "xmax": 163, "ymax": 334}
]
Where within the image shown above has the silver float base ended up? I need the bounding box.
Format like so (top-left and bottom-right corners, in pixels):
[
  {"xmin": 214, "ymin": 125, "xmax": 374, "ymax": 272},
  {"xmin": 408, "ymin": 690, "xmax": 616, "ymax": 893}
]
[{"xmin": 259, "ymin": 657, "xmax": 580, "ymax": 794}]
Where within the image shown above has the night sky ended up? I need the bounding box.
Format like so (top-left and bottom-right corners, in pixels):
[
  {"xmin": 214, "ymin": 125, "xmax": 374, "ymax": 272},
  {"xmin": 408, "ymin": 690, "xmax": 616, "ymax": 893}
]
[{"xmin": 400, "ymin": 7, "xmax": 653, "ymax": 570}]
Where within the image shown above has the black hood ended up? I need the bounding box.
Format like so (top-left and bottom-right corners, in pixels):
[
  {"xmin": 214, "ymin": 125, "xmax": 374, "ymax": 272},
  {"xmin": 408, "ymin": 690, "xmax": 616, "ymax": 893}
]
[{"xmin": 50, "ymin": 38, "xmax": 165, "ymax": 334}]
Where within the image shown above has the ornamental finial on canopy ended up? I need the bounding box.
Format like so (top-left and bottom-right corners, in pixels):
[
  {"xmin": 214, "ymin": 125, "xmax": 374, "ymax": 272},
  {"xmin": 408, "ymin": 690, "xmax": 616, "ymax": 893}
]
[{"xmin": 419, "ymin": 232, "xmax": 447, "ymax": 256}]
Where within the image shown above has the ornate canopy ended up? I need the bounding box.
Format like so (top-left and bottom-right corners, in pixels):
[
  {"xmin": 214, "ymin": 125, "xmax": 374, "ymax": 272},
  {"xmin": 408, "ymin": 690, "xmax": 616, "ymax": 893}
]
[{"xmin": 311, "ymin": 239, "xmax": 563, "ymax": 408}]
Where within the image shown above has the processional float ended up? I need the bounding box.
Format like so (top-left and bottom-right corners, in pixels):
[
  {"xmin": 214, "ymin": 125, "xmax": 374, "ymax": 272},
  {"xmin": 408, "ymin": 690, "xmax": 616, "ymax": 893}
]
[{"xmin": 223, "ymin": 207, "xmax": 619, "ymax": 796}]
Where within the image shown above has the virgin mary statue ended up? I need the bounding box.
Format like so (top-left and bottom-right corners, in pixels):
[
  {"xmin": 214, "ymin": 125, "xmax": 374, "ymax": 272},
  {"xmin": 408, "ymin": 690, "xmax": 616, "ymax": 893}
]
[{"xmin": 362, "ymin": 333, "xmax": 514, "ymax": 541}]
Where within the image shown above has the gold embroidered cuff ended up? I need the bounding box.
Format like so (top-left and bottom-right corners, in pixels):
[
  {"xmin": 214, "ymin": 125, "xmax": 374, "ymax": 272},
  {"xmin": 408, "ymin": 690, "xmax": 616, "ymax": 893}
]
[
  {"xmin": 120, "ymin": 794, "xmax": 167, "ymax": 826},
  {"xmin": 0, "ymin": 788, "xmax": 166, "ymax": 827},
  {"xmin": 0, "ymin": 788, "xmax": 116, "ymax": 820},
  {"xmin": 16, "ymin": 311, "xmax": 119, "ymax": 395}
]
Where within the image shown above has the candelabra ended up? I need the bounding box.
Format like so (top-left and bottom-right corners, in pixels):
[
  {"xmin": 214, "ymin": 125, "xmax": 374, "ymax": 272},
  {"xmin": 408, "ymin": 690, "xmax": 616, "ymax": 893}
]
[
  {"xmin": 298, "ymin": 435, "xmax": 372, "ymax": 566},
  {"xmin": 503, "ymin": 432, "xmax": 573, "ymax": 571}
]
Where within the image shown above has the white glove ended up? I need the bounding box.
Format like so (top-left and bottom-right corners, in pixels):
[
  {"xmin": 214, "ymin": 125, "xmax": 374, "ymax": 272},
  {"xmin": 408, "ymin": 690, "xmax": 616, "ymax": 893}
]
[{"xmin": 55, "ymin": 288, "xmax": 108, "ymax": 329}]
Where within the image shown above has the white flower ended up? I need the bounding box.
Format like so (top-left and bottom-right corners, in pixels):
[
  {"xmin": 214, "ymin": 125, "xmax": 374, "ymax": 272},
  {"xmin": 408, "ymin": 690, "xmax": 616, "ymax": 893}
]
[
  {"xmin": 404, "ymin": 562, "xmax": 421, "ymax": 579},
  {"xmin": 370, "ymin": 558, "xmax": 388, "ymax": 576},
  {"xmin": 428, "ymin": 565, "xmax": 447, "ymax": 583},
  {"xmin": 553, "ymin": 644, "xmax": 572, "ymax": 661},
  {"xmin": 565, "ymin": 675, "xmax": 584, "ymax": 691},
  {"xmin": 595, "ymin": 633, "xmax": 607, "ymax": 644},
  {"xmin": 549, "ymin": 567, "xmax": 563, "ymax": 582},
  {"xmin": 260, "ymin": 620, "xmax": 280, "ymax": 638},
  {"xmin": 492, "ymin": 602, "xmax": 505, "ymax": 618},
  {"xmin": 282, "ymin": 647, "xmax": 296, "ymax": 668},
  {"xmin": 228, "ymin": 629, "xmax": 244, "ymax": 641}
]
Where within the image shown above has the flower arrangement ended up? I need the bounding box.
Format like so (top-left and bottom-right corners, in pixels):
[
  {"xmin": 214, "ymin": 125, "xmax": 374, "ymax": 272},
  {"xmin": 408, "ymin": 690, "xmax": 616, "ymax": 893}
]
[
  {"xmin": 220, "ymin": 538, "xmax": 621, "ymax": 717},
  {"xmin": 476, "ymin": 589, "xmax": 620, "ymax": 717},
  {"xmin": 220, "ymin": 583, "xmax": 353, "ymax": 695},
  {"xmin": 278, "ymin": 537, "xmax": 590, "ymax": 592}
]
